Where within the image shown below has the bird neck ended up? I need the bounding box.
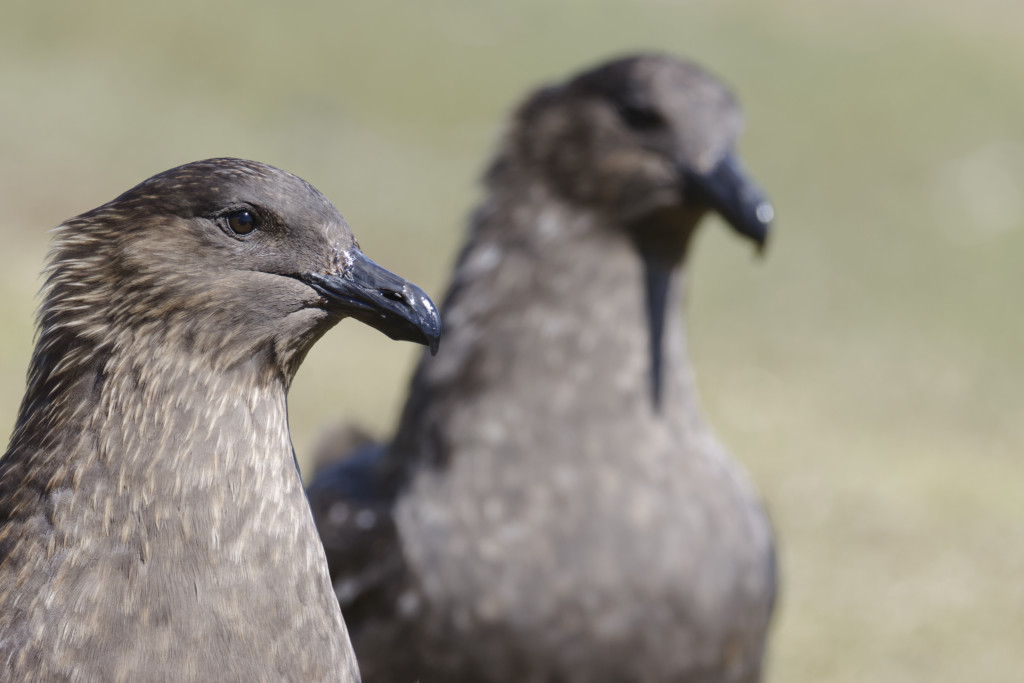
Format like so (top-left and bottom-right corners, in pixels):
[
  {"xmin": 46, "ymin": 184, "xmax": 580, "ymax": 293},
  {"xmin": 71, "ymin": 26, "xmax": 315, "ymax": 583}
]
[
  {"xmin": 5, "ymin": 327, "xmax": 307, "ymax": 529},
  {"xmin": 388, "ymin": 186, "xmax": 708, "ymax": 474},
  {"xmin": 476, "ymin": 187, "xmax": 701, "ymax": 408},
  {"xmin": 1, "ymin": 326, "xmax": 353, "ymax": 675}
]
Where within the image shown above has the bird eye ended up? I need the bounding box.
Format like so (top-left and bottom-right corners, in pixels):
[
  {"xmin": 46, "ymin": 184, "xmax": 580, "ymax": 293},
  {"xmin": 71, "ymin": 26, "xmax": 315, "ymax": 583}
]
[
  {"xmin": 226, "ymin": 210, "xmax": 257, "ymax": 235},
  {"xmin": 616, "ymin": 101, "xmax": 664, "ymax": 131}
]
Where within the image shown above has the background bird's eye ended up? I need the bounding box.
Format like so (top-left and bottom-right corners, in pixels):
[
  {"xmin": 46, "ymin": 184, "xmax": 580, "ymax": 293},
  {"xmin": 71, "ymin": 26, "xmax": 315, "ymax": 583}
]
[
  {"xmin": 226, "ymin": 210, "xmax": 257, "ymax": 235},
  {"xmin": 616, "ymin": 101, "xmax": 664, "ymax": 131}
]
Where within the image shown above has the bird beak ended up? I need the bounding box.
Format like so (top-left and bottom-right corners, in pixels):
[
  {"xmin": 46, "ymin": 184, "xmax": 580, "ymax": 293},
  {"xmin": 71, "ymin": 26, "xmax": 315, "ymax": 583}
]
[
  {"xmin": 303, "ymin": 250, "xmax": 441, "ymax": 355},
  {"xmin": 687, "ymin": 153, "xmax": 773, "ymax": 253}
]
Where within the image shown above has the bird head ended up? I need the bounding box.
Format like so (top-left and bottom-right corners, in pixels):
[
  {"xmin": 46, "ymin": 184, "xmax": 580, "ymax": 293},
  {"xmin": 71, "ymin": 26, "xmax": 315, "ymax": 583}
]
[
  {"xmin": 497, "ymin": 55, "xmax": 772, "ymax": 409},
  {"xmin": 42, "ymin": 158, "xmax": 440, "ymax": 383},
  {"xmin": 506, "ymin": 53, "xmax": 772, "ymax": 256}
]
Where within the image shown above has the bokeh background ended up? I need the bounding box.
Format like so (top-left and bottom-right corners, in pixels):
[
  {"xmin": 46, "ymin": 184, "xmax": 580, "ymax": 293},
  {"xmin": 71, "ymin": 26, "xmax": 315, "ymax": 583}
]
[{"xmin": 2, "ymin": 1, "xmax": 1022, "ymax": 680}]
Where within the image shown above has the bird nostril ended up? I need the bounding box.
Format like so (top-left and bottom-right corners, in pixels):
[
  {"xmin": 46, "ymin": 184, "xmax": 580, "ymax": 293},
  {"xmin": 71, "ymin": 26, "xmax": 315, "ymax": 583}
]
[{"xmin": 380, "ymin": 289, "xmax": 408, "ymax": 305}]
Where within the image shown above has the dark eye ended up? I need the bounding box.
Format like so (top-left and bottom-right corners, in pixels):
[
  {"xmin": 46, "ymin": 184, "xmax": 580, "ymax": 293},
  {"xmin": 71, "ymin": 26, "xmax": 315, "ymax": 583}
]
[
  {"xmin": 226, "ymin": 210, "xmax": 257, "ymax": 235},
  {"xmin": 616, "ymin": 101, "xmax": 664, "ymax": 131}
]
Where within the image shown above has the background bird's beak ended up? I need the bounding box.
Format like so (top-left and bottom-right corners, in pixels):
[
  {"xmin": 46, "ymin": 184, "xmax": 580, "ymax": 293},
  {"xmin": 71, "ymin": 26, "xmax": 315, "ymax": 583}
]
[
  {"xmin": 303, "ymin": 251, "xmax": 441, "ymax": 354},
  {"xmin": 687, "ymin": 153, "xmax": 774, "ymax": 252}
]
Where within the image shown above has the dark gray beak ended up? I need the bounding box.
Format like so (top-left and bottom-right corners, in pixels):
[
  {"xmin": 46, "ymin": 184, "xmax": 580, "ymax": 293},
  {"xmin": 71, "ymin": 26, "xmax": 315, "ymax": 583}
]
[
  {"xmin": 687, "ymin": 153, "xmax": 773, "ymax": 252},
  {"xmin": 303, "ymin": 250, "xmax": 441, "ymax": 355}
]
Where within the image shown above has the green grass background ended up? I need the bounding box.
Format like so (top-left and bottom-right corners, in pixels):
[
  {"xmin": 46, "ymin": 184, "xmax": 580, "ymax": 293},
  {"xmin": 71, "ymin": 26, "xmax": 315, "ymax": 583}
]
[{"xmin": 2, "ymin": 1, "xmax": 1022, "ymax": 680}]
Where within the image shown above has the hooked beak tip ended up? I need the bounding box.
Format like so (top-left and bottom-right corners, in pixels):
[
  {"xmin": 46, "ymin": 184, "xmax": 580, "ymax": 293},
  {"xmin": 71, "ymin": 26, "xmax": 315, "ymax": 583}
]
[
  {"xmin": 301, "ymin": 251, "xmax": 442, "ymax": 352},
  {"xmin": 688, "ymin": 153, "xmax": 774, "ymax": 253}
]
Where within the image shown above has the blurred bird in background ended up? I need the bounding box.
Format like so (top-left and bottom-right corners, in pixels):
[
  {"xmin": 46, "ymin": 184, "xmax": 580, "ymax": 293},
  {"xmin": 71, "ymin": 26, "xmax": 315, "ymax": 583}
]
[{"xmin": 309, "ymin": 53, "xmax": 776, "ymax": 682}]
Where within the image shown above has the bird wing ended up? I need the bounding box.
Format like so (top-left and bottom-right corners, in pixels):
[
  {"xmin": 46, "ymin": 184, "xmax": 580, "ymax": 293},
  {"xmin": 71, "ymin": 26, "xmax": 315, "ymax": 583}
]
[{"xmin": 306, "ymin": 427, "xmax": 408, "ymax": 622}]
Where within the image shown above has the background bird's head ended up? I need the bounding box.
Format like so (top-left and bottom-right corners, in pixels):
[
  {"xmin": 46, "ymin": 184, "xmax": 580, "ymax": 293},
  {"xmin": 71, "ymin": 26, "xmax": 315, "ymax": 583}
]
[
  {"xmin": 39, "ymin": 158, "xmax": 439, "ymax": 383},
  {"xmin": 491, "ymin": 55, "xmax": 774, "ymax": 409},
  {"xmin": 499, "ymin": 53, "xmax": 772, "ymax": 259}
]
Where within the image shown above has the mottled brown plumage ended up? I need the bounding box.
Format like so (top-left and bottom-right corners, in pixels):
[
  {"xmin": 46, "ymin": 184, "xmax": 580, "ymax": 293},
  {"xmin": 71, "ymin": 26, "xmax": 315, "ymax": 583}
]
[
  {"xmin": 309, "ymin": 54, "xmax": 776, "ymax": 682},
  {"xmin": 0, "ymin": 158, "xmax": 440, "ymax": 681}
]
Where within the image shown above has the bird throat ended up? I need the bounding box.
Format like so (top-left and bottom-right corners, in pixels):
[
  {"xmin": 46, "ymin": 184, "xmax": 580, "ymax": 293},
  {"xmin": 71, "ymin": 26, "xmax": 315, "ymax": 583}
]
[{"xmin": 10, "ymin": 334, "xmax": 302, "ymax": 523}]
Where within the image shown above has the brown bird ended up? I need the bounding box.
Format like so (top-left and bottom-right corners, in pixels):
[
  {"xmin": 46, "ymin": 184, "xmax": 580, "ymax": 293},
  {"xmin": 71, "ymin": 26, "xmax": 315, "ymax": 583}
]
[
  {"xmin": 0, "ymin": 158, "xmax": 440, "ymax": 681},
  {"xmin": 309, "ymin": 54, "xmax": 777, "ymax": 682}
]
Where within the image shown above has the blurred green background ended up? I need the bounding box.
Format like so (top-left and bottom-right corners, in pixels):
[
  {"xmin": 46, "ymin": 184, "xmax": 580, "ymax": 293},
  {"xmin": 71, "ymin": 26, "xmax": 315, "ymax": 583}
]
[{"xmin": 2, "ymin": 0, "xmax": 1021, "ymax": 680}]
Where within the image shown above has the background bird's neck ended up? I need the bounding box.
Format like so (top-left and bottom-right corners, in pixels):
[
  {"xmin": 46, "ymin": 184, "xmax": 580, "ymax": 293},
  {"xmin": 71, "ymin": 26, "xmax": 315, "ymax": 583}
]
[
  {"xmin": 389, "ymin": 186, "xmax": 709, "ymax": 472},
  {"xmin": 466, "ymin": 187, "xmax": 700, "ymax": 408}
]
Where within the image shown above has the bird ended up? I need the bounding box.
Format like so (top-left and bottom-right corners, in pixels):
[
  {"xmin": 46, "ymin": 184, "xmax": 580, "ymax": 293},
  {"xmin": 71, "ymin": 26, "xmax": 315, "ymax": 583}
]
[
  {"xmin": 0, "ymin": 158, "xmax": 441, "ymax": 682},
  {"xmin": 308, "ymin": 53, "xmax": 777, "ymax": 682}
]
